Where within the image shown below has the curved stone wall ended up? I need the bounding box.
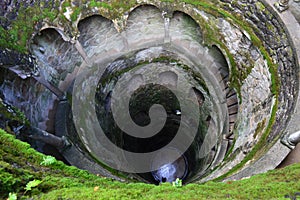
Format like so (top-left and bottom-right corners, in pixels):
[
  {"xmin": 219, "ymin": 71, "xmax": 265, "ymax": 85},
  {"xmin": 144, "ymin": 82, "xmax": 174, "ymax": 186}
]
[{"xmin": 0, "ymin": 0, "xmax": 299, "ymax": 184}]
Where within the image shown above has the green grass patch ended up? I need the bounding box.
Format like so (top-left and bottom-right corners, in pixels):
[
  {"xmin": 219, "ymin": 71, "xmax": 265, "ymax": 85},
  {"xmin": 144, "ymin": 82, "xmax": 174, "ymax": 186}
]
[{"xmin": 1, "ymin": 128, "xmax": 300, "ymax": 199}]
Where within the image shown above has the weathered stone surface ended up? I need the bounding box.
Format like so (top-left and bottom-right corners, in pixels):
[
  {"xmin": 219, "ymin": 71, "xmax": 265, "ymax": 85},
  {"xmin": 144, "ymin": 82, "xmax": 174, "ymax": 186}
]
[
  {"xmin": 30, "ymin": 29, "xmax": 83, "ymax": 91},
  {"xmin": 0, "ymin": 69, "xmax": 56, "ymax": 132},
  {"xmin": 0, "ymin": 48, "xmax": 37, "ymax": 78},
  {"xmin": 0, "ymin": 0, "xmax": 299, "ymax": 183},
  {"xmin": 230, "ymin": 0, "xmax": 297, "ymax": 143}
]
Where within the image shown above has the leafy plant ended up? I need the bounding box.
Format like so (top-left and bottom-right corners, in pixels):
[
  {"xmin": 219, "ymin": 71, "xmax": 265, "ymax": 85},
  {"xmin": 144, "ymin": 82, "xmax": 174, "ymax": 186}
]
[
  {"xmin": 172, "ymin": 178, "xmax": 182, "ymax": 188},
  {"xmin": 24, "ymin": 180, "xmax": 42, "ymax": 193},
  {"xmin": 7, "ymin": 192, "xmax": 17, "ymax": 200},
  {"xmin": 40, "ymin": 155, "xmax": 56, "ymax": 166}
]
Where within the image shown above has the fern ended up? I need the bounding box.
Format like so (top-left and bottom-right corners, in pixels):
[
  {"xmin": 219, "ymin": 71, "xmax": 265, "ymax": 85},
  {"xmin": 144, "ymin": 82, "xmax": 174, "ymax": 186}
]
[
  {"xmin": 8, "ymin": 193, "xmax": 17, "ymax": 200},
  {"xmin": 25, "ymin": 179, "xmax": 42, "ymax": 192},
  {"xmin": 172, "ymin": 178, "xmax": 182, "ymax": 188},
  {"xmin": 40, "ymin": 155, "xmax": 56, "ymax": 166}
]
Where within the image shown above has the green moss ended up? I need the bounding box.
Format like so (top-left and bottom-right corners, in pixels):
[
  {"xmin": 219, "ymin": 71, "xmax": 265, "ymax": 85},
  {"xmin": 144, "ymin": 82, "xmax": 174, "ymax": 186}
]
[
  {"xmin": 83, "ymin": 150, "xmax": 131, "ymax": 181},
  {"xmin": 0, "ymin": 99, "xmax": 30, "ymax": 127},
  {"xmin": 43, "ymin": 8, "xmax": 57, "ymax": 21},
  {"xmin": 0, "ymin": 27, "xmax": 9, "ymax": 48},
  {"xmin": 255, "ymin": 1, "xmax": 266, "ymax": 11},
  {"xmin": 89, "ymin": 0, "xmax": 113, "ymax": 10},
  {"xmin": 32, "ymin": 165, "xmax": 300, "ymax": 199},
  {"xmin": 223, "ymin": 137, "xmax": 236, "ymax": 161},
  {"xmin": 161, "ymin": 0, "xmax": 175, "ymax": 2},
  {"xmin": 253, "ymin": 118, "xmax": 266, "ymax": 139},
  {"xmin": 61, "ymin": 1, "xmax": 71, "ymax": 13},
  {"xmin": 0, "ymin": 128, "xmax": 117, "ymax": 198},
  {"xmin": 1, "ymin": 128, "xmax": 300, "ymax": 199},
  {"xmin": 253, "ymin": 98, "xmax": 278, "ymax": 156},
  {"xmin": 70, "ymin": 7, "xmax": 82, "ymax": 22},
  {"xmin": 215, "ymin": 99, "xmax": 278, "ymax": 181},
  {"xmin": 110, "ymin": 0, "xmax": 137, "ymax": 12},
  {"xmin": 0, "ymin": 1, "xmax": 60, "ymax": 53}
]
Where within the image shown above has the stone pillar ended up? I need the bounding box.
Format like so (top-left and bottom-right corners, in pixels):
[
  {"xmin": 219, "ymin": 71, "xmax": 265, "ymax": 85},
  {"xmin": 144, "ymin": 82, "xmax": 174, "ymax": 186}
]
[{"xmin": 29, "ymin": 127, "xmax": 70, "ymax": 151}]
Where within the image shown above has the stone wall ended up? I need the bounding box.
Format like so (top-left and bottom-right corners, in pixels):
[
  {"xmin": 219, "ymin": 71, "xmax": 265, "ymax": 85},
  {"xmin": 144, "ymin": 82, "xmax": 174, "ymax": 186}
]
[{"xmin": 0, "ymin": 0, "xmax": 298, "ymax": 183}]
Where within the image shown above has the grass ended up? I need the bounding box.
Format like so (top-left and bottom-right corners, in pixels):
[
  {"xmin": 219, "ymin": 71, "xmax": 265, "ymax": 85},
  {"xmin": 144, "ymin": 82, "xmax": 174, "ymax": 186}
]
[
  {"xmin": 1, "ymin": 128, "xmax": 300, "ymax": 199},
  {"xmin": 0, "ymin": 128, "xmax": 120, "ymax": 199}
]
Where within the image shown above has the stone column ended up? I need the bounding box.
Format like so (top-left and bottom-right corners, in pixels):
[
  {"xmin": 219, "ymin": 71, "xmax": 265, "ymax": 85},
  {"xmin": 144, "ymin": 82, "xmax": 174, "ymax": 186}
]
[{"xmin": 29, "ymin": 127, "xmax": 70, "ymax": 151}]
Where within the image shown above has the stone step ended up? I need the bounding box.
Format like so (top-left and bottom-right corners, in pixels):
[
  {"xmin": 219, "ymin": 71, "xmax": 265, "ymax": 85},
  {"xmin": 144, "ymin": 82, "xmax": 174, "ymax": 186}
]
[
  {"xmin": 229, "ymin": 113, "xmax": 237, "ymax": 123},
  {"xmin": 228, "ymin": 103, "xmax": 238, "ymax": 115},
  {"xmin": 226, "ymin": 89, "xmax": 236, "ymax": 98},
  {"xmin": 226, "ymin": 94, "xmax": 238, "ymax": 106}
]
